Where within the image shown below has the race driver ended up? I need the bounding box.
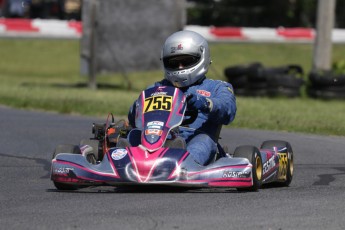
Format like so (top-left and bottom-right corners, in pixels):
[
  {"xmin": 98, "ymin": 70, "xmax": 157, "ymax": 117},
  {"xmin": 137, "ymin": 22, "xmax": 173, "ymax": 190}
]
[{"xmin": 128, "ymin": 30, "xmax": 237, "ymax": 166}]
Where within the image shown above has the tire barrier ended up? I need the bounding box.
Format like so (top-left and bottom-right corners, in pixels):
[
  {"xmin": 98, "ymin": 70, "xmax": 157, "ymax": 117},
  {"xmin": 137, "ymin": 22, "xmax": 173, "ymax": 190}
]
[
  {"xmin": 224, "ymin": 63, "xmax": 304, "ymax": 97},
  {"xmin": 2, "ymin": 19, "xmax": 345, "ymax": 43},
  {"xmin": 0, "ymin": 18, "xmax": 82, "ymax": 39},
  {"xmin": 185, "ymin": 25, "xmax": 345, "ymax": 44},
  {"xmin": 307, "ymin": 71, "xmax": 345, "ymax": 99}
]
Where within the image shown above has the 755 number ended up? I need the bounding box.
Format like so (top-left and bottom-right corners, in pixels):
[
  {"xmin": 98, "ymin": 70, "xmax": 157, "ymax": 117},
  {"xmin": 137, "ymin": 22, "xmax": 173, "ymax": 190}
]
[{"xmin": 144, "ymin": 95, "xmax": 172, "ymax": 113}]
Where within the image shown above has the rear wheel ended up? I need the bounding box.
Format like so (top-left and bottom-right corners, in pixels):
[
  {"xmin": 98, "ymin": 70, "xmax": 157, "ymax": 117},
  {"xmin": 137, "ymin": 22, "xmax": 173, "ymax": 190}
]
[
  {"xmin": 79, "ymin": 139, "xmax": 101, "ymax": 163},
  {"xmin": 261, "ymin": 140, "xmax": 294, "ymax": 186},
  {"xmin": 233, "ymin": 145, "xmax": 263, "ymax": 192},
  {"xmin": 52, "ymin": 144, "xmax": 81, "ymax": 190}
]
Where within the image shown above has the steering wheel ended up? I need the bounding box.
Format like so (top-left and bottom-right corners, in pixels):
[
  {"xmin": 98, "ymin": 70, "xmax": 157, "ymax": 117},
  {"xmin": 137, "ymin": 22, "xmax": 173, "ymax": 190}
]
[{"xmin": 181, "ymin": 109, "xmax": 198, "ymax": 126}]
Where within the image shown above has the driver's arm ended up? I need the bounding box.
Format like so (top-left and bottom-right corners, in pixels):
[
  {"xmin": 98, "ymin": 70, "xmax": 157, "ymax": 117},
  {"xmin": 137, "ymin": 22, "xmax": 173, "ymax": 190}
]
[{"xmin": 207, "ymin": 82, "xmax": 236, "ymax": 125}]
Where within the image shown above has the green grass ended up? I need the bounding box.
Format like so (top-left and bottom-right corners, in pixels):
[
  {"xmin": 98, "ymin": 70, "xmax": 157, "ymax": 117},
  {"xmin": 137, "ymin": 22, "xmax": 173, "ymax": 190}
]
[{"xmin": 0, "ymin": 39, "xmax": 345, "ymax": 136}]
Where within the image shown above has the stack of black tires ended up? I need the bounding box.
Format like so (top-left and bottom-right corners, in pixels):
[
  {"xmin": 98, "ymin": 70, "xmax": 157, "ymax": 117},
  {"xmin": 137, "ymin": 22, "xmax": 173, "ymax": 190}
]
[
  {"xmin": 307, "ymin": 71, "xmax": 345, "ymax": 99},
  {"xmin": 224, "ymin": 63, "xmax": 305, "ymax": 97}
]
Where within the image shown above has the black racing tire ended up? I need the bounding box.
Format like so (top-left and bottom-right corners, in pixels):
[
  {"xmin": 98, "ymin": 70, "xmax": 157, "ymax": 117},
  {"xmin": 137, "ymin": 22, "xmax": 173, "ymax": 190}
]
[
  {"xmin": 246, "ymin": 87, "xmax": 267, "ymax": 97},
  {"xmin": 309, "ymin": 71, "xmax": 345, "ymax": 87},
  {"xmin": 267, "ymin": 74, "xmax": 305, "ymax": 89},
  {"xmin": 233, "ymin": 88, "xmax": 247, "ymax": 96},
  {"xmin": 263, "ymin": 65, "xmax": 303, "ymax": 77},
  {"xmin": 312, "ymin": 85, "xmax": 345, "ymax": 92},
  {"xmin": 249, "ymin": 65, "xmax": 304, "ymax": 82},
  {"xmin": 79, "ymin": 139, "xmax": 101, "ymax": 163},
  {"xmin": 225, "ymin": 75, "xmax": 248, "ymax": 88},
  {"xmin": 246, "ymin": 82, "xmax": 268, "ymax": 97},
  {"xmin": 233, "ymin": 145, "xmax": 263, "ymax": 192},
  {"xmin": 224, "ymin": 65, "xmax": 248, "ymax": 78},
  {"xmin": 247, "ymin": 68, "xmax": 266, "ymax": 82},
  {"xmin": 260, "ymin": 140, "xmax": 294, "ymax": 186},
  {"xmin": 307, "ymin": 86, "xmax": 345, "ymax": 99},
  {"xmin": 286, "ymin": 64, "xmax": 304, "ymax": 75},
  {"xmin": 224, "ymin": 62, "xmax": 262, "ymax": 78},
  {"xmin": 247, "ymin": 81, "xmax": 268, "ymax": 90},
  {"xmin": 247, "ymin": 89, "xmax": 267, "ymax": 97},
  {"xmin": 52, "ymin": 144, "xmax": 82, "ymax": 190},
  {"xmin": 267, "ymin": 87, "xmax": 301, "ymax": 98}
]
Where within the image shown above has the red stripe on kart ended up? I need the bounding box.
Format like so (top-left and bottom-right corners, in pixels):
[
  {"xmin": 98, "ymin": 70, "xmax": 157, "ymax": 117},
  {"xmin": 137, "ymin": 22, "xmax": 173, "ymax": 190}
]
[
  {"xmin": 179, "ymin": 177, "xmax": 252, "ymax": 187},
  {"xmin": 208, "ymin": 181, "xmax": 252, "ymax": 187}
]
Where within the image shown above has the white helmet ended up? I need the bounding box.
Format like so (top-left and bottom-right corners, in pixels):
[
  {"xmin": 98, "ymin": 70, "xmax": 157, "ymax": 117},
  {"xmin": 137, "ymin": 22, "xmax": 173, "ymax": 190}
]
[{"xmin": 161, "ymin": 30, "xmax": 211, "ymax": 88}]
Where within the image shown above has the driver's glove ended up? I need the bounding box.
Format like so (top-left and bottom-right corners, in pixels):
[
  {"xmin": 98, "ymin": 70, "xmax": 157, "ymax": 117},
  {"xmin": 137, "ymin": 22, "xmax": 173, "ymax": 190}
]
[{"xmin": 186, "ymin": 93, "xmax": 212, "ymax": 112}]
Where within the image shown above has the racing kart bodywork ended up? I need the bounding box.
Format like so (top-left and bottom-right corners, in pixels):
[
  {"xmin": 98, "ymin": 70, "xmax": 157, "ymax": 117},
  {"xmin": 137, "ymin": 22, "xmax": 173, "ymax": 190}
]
[{"xmin": 51, "ymin": 86, "xmax": 294, "ymax": 191}]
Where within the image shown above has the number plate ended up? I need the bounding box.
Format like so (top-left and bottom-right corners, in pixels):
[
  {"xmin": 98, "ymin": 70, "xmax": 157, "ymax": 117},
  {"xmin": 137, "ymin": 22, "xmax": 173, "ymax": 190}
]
[{"xmin": 144, "ymin": 95, "xmax": 172, "ymax": 113}]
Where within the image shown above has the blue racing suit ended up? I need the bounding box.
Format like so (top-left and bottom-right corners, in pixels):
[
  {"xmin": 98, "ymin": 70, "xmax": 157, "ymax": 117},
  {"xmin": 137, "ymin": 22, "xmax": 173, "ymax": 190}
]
[{"xmin": 128, "ymin": 77, "xmax": 237, "ymax": 165}]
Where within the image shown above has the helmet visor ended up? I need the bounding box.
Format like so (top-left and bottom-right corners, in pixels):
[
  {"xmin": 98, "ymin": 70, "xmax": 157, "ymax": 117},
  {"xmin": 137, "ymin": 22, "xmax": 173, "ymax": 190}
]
[{"xmin": 163, "ymin": 55, "xmax": 200, "ymax": 70}]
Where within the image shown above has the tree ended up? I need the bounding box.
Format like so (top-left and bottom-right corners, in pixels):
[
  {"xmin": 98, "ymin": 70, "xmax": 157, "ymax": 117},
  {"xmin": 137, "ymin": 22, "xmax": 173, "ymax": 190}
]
[{"xmin": 312, "ymin": 0, "xmax": 336, "ymax": 71}]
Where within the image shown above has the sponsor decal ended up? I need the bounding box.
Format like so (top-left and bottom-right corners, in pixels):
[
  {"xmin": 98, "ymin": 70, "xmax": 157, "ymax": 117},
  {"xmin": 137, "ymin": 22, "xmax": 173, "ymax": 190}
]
[
  {"xmin": 145, "ymin": 129, "xmax": 163, "ymax": 136},
  {"xmin": 222, "ymin": 170, "xmax": 251, "ymax": 178},
  {"xmin": 146, "ymin": 122, "xmax": 164, "ymax": 135},
  {"xmin": 151, "ymin": 91, "xmax": 167, "ymax": 97},
  {"xmin": 263, "ymin": 155, "xmax": 276, "ymax": 175},
  {"xmin": 144, "ymin": 95, "xmax": 172, "ymax": 113},
  {"xmin": 54, "ymin": 167, "xmax": 74, "ymax": 174},
  {"xmin": 157, "ymin": 86, "xmax": 166, "ymax": 90},
  {"xmin": 170, "ymin": 43, "xmax": 183, "ymax": 53},
  {"xmin": 148, "ymin": 125, "xmax": 161, "ymax": 129},
  {"xmin": 111, "ymin": 149, "xmax": 128, "ymax": 160},
  {"xmin": 147, "ymin": 121, "xmax": 164, "ymax": 127},
  {"xmin": 278, "ymin": 153, "xmax": 288, "ymax": 180},
  {"xmin": 197, "ymin": 90, "xmax": 211, "ymax": 97}
]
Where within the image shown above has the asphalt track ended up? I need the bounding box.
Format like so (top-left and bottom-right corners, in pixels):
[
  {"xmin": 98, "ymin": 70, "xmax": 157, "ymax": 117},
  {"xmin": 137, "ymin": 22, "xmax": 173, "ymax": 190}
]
[{"xmin": 0, "ymin": 105, "xmax": 345, "ymax": 230}]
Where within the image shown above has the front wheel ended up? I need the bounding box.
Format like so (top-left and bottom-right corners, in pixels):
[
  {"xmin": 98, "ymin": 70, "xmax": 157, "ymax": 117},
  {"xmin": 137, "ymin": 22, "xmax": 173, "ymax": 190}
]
[
  {"xmin": 261, "ymin": 140, "xmax": 294, "ymax": 186},
  {"xmin": 233, "ymin": 145, "xmax": 263, "ymax": 192},
  {"xmin": 52, "ymin": 144, "xmax": 81, "ymax": 190}
]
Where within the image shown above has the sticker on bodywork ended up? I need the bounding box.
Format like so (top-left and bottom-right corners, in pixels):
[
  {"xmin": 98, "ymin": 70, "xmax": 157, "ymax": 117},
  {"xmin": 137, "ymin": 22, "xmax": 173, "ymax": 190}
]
[
  {"xmin": 263, "ymin": 155, "xmax": 276, "ymax": 175},
  {"xmin": 111, "ymin": 149, "xmax": 128, "ymax": 160},
  {"xmin": 278, "ymin": 153, "xmax": 288, "ymax": 180},
  {"xmin": 144, "ymin": 95, "xmax": 172, "ymax": 113},
  {"xmin": 222, "ymin": 170, "xmax": 251, "ymax": 178}
]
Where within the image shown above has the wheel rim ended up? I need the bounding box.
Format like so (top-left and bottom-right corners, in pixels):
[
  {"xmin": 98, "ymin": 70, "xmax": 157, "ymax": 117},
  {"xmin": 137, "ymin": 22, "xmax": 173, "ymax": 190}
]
[
  {"xmin": 255, "ymin": 156, "xmax": 263, "ymax": 180},
  {"xmin": 289, "ymin": 152, "xmax": 294, "ymax": 176}
]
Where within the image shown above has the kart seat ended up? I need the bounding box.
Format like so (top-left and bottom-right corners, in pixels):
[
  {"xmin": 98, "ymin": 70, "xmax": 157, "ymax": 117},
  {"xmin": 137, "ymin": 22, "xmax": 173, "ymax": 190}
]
[{"xmin": 214, "ymin": 124, "xmax": 223, "ymax": 141}]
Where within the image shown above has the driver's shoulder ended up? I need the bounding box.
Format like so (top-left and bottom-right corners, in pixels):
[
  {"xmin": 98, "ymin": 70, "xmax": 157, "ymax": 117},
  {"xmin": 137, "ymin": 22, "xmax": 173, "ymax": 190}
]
[{"xmin": 199, "ymin": 78, "xmax": 231, "ymax": 91}]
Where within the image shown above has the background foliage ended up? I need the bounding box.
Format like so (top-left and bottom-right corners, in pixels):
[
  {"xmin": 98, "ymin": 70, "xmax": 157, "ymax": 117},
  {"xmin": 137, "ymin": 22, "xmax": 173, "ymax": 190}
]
[
  {"xmin": 0, "ymin": 39, "xmax": 345, "ymax": 136},
  {"xmin": 187, "ymin": 0, "xmax": 345, "ymax": 28}
]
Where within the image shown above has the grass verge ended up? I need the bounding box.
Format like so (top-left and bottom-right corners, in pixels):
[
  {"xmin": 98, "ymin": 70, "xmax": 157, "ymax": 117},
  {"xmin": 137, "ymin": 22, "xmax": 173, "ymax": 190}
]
[{"xmin": 0, "ymin": 39, "xmax": 344, "ymax": 136}]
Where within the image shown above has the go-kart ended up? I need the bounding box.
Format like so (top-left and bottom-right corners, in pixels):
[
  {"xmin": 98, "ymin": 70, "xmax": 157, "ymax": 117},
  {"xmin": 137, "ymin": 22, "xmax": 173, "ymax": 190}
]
[{"xmin": 51, "ymin": 86, "xmax": 294, "ymax": 191}]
